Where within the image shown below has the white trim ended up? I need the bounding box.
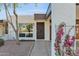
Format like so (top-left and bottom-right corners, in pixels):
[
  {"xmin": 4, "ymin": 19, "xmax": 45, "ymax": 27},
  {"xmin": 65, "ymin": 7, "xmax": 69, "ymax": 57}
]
[{"xmin": 19, "ymin": 23, "xmax": 35, "ymax": 40}]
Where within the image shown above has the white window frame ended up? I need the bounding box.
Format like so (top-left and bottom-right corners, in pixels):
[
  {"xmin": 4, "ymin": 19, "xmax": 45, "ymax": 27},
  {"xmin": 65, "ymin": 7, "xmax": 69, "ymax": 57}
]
[{"xmin": 19, "ymin": 23, "xmax": 35, "ymax": 40}]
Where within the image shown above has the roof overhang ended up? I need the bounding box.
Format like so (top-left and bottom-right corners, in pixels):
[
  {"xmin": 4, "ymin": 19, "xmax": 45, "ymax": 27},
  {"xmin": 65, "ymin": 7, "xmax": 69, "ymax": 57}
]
[{"xmin": 34, "ymin": 14, "xmax": 46, "ymax": 20}]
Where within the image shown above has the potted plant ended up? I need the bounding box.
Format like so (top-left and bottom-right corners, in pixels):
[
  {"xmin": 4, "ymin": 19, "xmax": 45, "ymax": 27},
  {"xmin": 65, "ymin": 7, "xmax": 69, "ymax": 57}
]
[{"xmin": 0, "ymin": 38, "xmax": 4, "ymax": 46}]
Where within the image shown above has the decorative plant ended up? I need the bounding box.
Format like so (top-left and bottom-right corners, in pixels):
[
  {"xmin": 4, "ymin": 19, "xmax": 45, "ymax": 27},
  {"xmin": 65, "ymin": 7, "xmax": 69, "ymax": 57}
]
[
  {"xmin": 63, "ymin": 26, "xmax": 75, "ymax": 56},
  {"xmin": 54, "ymin": 22, "xmax": 75, "ymax": 56},
  {"xmin": 0, "ymin": 38, "xmax": 4, "ymax": 47},
  {"xmin": 76, "ymin": 48, "xmax": 79, "ymax": 56},
  {"xmin": 54, "ymin": 23, "xmax": 65, "ymax": 56},
  {"xmin": 26, "ymin": 24, "xmax": 33, "ymax": 37}
]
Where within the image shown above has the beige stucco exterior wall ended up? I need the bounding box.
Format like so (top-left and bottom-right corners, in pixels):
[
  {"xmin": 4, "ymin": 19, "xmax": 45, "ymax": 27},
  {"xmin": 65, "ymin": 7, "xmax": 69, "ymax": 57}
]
[
  {"xmin": 76, "ymin": 5, "xmax": 79, "ymax": 19},
  {"xmin": 7, "ymin": 15, "xmax": 50, "ymax": 41},
  {"xmin": 76, "ymin": 5, "xmax": 79, "ymax": 41},
  {"xmin": 0, "ymin": 24, "xmax": 5, "ymax": 36}
]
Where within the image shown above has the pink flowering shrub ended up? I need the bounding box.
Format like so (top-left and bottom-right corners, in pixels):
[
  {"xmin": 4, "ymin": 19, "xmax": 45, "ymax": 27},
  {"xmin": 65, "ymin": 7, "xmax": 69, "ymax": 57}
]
[
  {"xmin": 75, "ymin": 48, "xmax": 79, "ymax": 56},
  {"xmin": 54, "ymin": 24, "xmax": 64, "ymax": 56},
  {"xmin": 64, "ymin": 35, "xmax": 75, "ymax": 55},
  {"xmin": 64, "ymin": 35, "xmax": 75, "ymax": 47},
  {"xmin": 54, "ymin": 23, "xmax": 75, "ymax": 56}
]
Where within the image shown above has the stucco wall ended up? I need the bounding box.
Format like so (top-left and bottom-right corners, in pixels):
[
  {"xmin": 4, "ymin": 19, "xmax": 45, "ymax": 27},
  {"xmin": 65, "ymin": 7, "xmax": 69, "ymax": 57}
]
[
  {"xmin": 7, "ymin": 15, "xmax": 50, "ymax": 41},
  {"xmin": 51, "ymin": 3, "xmax": 76, "ymax": 56},
  {"xmin": 76, "ymin": 5, "xmax": 79, "ymax": 19}
]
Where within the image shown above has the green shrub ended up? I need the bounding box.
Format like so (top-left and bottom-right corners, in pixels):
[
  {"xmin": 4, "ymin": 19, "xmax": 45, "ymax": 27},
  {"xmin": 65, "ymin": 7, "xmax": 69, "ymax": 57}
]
[{"xmin": 0, "ymin": 38, "xmax": 4, "ymax": 46}]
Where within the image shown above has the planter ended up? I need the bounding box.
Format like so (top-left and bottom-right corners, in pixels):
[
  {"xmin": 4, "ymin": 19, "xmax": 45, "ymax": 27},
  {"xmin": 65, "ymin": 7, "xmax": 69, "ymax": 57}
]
[{"xmin": 0, "ymin": 39, "xmax": 4, "ymax": 46}]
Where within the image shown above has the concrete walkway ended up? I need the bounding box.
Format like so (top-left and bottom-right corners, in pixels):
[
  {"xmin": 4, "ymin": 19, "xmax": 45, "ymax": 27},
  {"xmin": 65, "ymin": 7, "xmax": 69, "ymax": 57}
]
[{"xmin": 30, "ymin": 40, "xmax": 51, "ymax": 56}]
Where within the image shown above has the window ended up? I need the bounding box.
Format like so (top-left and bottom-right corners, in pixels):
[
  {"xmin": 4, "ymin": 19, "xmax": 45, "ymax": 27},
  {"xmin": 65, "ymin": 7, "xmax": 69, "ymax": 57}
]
[
  {"xmin": 19, "ymin": 33, "xmax": 25, "ymax": 37},
  {"xmin": 19, "ymin": 23, "xmax": 34, "ymax": 38}
]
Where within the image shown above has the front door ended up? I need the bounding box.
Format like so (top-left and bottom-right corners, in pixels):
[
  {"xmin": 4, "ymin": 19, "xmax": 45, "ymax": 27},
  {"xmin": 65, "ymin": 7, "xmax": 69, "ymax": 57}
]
[{"xmin": 37, "ymin": 22, "xmax": 44, "ymax": 39}]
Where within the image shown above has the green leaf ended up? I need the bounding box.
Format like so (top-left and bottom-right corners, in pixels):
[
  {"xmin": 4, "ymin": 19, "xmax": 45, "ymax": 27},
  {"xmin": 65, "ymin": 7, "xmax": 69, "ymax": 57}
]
[
  {"xmin": 0, "ymin": 9, "xmax": 1, "ymax": 12},
  {"xmin": 6, "ymin": 4, "xmax": 11, "ymax": 8},
  {"xmin": 0, "ymin": 4, "xmax": 2, "ymax": 12},
  {"xmin": 14, "ymin": 3, "xmax": 20, "ymax": 8},
  {"xmin": 35, "ymin": 3, "xmax": 38, "ymax": 7}
]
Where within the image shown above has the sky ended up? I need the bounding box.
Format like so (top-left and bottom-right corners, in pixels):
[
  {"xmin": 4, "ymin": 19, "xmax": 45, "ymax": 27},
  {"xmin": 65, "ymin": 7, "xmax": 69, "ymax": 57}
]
[{"xmin": 0, "ymin": 3, "xmax": 49, "ymax": 20}]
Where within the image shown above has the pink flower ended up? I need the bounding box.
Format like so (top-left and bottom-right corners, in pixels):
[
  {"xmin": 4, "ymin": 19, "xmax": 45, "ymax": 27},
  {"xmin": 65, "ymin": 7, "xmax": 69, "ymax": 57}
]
[
  {"xmin": 64, "ymin": 36, "xmax": 75, "ymax": 47},
  {"xmin": 57, "ymin": 27, "xmax": 64, "ymax": 40}
]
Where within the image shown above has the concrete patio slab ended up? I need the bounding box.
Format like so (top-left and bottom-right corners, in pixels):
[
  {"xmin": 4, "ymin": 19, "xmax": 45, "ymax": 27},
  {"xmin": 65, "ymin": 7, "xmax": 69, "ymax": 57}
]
[
  {"xmin": 30, "ymin": 40, "xmax": 51, "ymax": 56},
  {"xmin": 0, "ymin": 40, "xmax": 35, "ymax": 56}
]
